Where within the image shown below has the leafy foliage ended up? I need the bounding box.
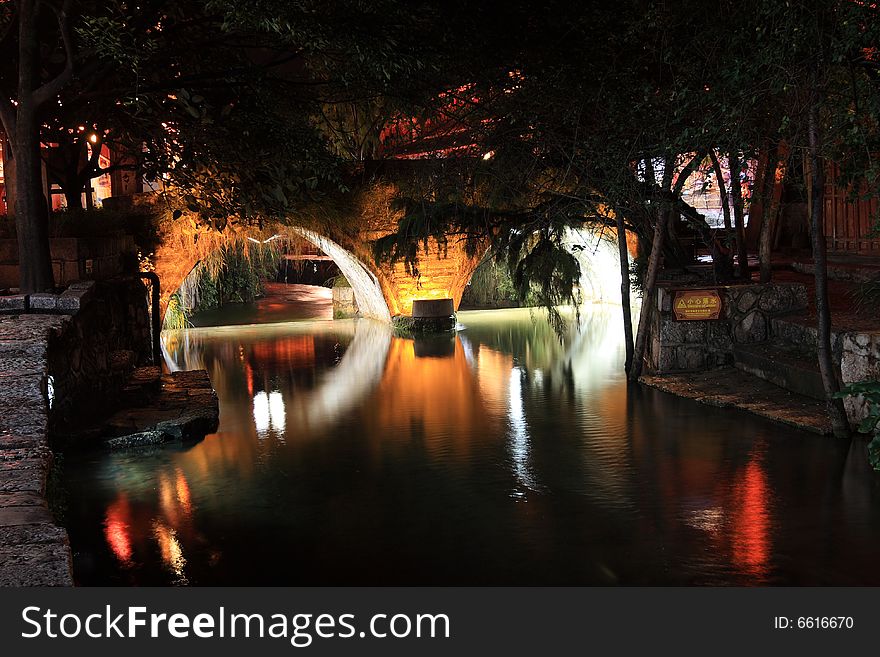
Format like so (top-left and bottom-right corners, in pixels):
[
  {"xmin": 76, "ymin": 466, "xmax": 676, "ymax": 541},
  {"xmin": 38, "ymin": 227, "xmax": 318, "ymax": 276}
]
[
  {"xmin": 163, "ymin": 293, "xmax": 190, "ymax": 331},
  {"xmin": 835, "ymin": 381, "xmax": 880, "ymax": 470},
  {"xmin": 192, "ymin": 243, "xmax": 281, "ymax": 311}
]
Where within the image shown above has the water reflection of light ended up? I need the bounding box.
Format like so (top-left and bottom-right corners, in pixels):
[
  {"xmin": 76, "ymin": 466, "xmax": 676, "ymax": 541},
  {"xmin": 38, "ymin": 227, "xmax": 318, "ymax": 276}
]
[
  {"xmin": 253, "ymin": 391, "xmax": 270, "ymax": 435},
  {"xmin": 159, "ymin": 473, "xmax": 177, "ymax": 522},
  {"xmin": 153, "ymin": 520, "xmax": 188, "ymax": 584},
  {"xmin": 253, "ymin": 390, "xmax": 287, "ymax": 438},
  {"xmin": 731, "ymin": 455, "xmax": 772, "ymax": 579},
  {"xmin": 104, "ymin": 497, "xmax": 133, "ymax": 566},
  {"xmin": 684, "ymin": 507, "xmax": 724, "ymax": 533},
  {"xmin": 269, "ymin": 391, "xmax": 286, "ymax": 435},
  {"xmin": 508, "ymin": 366, "xmax": 538, "ymax": 494},
  {"xmin": 175, "ymin": 469, "xmax": 192, "ymax": 516}
]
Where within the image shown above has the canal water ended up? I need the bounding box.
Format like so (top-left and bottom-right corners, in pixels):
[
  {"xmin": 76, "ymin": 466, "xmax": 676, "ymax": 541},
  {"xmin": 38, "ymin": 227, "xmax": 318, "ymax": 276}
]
[{"xmin": 59, "ymin": 288, "xmax": 880, "ymax": 585}]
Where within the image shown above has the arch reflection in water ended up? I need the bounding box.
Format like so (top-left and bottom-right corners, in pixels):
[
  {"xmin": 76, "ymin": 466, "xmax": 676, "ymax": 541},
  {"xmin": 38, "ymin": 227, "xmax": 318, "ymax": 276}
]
[{"xmin": 163, "ymin": 318, "xmax": 393, "ymax": 439}]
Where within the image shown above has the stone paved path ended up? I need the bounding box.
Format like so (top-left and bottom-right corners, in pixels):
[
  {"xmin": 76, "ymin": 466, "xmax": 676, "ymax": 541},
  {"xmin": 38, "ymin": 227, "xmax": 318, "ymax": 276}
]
[
  {"xmin": 0, "ymin": 314, "xmax": 73, "ymax": 586},
  {"xmin": 641, "ymin": 366, "xmax": 833, "ymax": 435}
]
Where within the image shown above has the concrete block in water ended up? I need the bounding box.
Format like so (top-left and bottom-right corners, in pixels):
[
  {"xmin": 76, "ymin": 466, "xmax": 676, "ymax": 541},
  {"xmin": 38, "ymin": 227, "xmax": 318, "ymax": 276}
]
[{"xmin": 412, "ymin": 298, "xmax": 454, "ymax": 318}]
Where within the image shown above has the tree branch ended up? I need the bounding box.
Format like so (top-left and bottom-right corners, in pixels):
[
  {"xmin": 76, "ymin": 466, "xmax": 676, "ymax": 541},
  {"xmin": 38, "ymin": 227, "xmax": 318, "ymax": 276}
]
[
  {"xmin": 32, "ymin": 0, "xmax": 74, "ymax": 108},
  {"xmin": 0, "ymin": 100, "xmax": 16, "ymax": 140}
]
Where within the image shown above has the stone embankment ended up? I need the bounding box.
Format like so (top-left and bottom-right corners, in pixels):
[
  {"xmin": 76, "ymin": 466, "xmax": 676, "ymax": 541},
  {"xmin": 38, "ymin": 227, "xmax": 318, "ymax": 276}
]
[{"xmin": 0, "ymin": 313, "xmax": 73, "ymax": 586}]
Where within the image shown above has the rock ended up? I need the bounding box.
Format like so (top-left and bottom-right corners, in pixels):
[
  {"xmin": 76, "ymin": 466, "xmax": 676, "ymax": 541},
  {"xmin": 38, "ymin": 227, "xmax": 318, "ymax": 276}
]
[
  {"xmin": 0, "ymin": 295, "xmax": 26, "ymax": 314},
  {"xmin": 70, "ymin": 366, "xmax": 219, "ymax": 449},
  {"xmin": 736, "ymin": 290, "xmax": 758, "ymax": 313},
  {"xmin": 0, "ymin": 521, "xmax": 67, "ymax": 547},
  {"xmin": 734, "ymin": 310, "xmax": 767, "ymax": 343},
  {"xmin": 0, "ymin": 504, "xmax": 54, "ymax": 526},
  {"xmin": 657, "ymin": 287, "xmax": 673, "ymax": 312},
  {"xmin": 105, "ymin": 430, "xmax": 169, "ymax": 449},
  {"xmin": 57, "ymin": 285, "xmax": 92, "ymax": 313},
  {"xmin": 756, "ymin": 286, "xmax": 781, "ymax": 312},
  {"xmin": 677, "ymin": 346, "xmax": 706, "ymax": 370},
  {"xmin": 29, "ymin": 293, "xmax": 59, "ymax": 312},
  {"xmin": 0, "ymin": 541, "xmax": 73, "ymax": 586}
]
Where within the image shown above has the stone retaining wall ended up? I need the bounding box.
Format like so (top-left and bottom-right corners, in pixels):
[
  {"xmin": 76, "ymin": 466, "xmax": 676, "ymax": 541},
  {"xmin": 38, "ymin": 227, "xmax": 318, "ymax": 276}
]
[
  {"xmin": 648, "ymin": 282, "xmax": 809, "ymax": 373},
  {"xmin": 0, "ymin": 313, "xmax": 72, "ymax": 586},
  {"xmin": 46, "ymin": 279, "xmax": 152, "ymax": 430},
  {"xmin": 840, "ymin": 333, "xmax": 880, "ymax": 422},
  {"xmin": 0, "ymin": 277, "xmax": 152, "ymax": 586},
  {"xmin": 0, "ymin": 235, "xmax": 136, "ymax": 290}
]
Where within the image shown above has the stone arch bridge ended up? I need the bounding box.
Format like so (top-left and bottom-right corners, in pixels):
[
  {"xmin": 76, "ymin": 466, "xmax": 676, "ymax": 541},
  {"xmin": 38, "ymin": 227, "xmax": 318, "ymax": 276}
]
[{"xmin": 152, "ymin": 183, "xmax": 632, "ymax": 324}]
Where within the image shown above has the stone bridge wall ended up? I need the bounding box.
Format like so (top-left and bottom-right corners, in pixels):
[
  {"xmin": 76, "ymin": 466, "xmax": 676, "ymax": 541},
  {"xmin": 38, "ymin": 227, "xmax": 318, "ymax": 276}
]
[{"xmin": 151, "ymin": 182, "xmax": 486, "ymax": 323}]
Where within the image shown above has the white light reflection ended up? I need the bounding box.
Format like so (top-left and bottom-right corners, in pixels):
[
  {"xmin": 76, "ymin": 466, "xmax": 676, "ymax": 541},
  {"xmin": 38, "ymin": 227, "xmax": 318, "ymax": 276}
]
[
  {"xmin": 269, "ymin": 391, "xmax": 286, "ymax": 437},
  {"xmin": 253, "ymin": 391, "xmax": 270, "ymax": 436},
  {"xmin": 508, "ymin": 366, "xmax": 539, "ymax": 496},
  {"xmin": 253, "ymin": 390, "xmax": 287, "ymax": 439}
]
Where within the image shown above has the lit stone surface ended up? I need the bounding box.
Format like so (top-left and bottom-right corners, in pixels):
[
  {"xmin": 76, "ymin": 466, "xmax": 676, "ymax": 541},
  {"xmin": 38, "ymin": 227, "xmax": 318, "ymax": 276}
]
[{"xmin": 641, "ymin": 367, "xmax": 833, "ymax": 435}]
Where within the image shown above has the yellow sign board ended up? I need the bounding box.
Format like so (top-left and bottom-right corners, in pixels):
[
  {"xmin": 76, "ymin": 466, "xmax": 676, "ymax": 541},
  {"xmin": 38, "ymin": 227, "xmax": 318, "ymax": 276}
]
[{"xmin": 673, "ymin": 289, "xmax": 722, "ymax": 321}]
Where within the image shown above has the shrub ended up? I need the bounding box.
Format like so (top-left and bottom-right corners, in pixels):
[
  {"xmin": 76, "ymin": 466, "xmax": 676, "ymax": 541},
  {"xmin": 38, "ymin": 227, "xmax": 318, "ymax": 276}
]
[{"xmin": 835, "ymin": 381, "xmax": 880, "ymax": 470}]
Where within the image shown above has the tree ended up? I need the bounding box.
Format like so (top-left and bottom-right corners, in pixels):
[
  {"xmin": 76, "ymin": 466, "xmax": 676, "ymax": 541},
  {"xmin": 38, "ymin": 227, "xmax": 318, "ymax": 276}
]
[{"xmin": 0, "ymin": 0, "xmax": 74, "ymax": 292}]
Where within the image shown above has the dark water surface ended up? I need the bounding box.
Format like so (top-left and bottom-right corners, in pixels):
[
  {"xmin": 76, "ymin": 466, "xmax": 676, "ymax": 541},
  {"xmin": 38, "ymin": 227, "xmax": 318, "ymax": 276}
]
[{"xmin": 60, "ymin": 301, "xmax": 880, "ymax": 585}]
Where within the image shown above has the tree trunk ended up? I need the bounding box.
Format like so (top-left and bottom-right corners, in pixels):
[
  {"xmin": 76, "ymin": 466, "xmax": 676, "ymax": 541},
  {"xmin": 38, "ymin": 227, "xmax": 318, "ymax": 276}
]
[
  {"xmin": 628, "ymin": 206, "xmax": 669, "ymax": 381},
  {"xmin": 708, "ymin": 150, "xmax": 733, "ymax": 281},
  {"xmin": 808, "ymin": 97, "xmax": 849, "ymax": 439},
  {"xmin": 61, "ymin": 155, "xmax": 86, "ymax": 211},
  {"xmin": 64, "ymin": 186, "xmax": 83, "ymax": 211},
  {"xmin": 12, "ymin": 2, "xmax": 54, "ymax": 292},
  {"xmin": 13, "ymin": 114, "xmax": 54, "ymax": 292},
  {"xmin": 2, "ymin": 137, "xmax": 15, "ymax": 219},
  {"xmin": 728, "ymin": 151, "xmax": 748, "ymax": 278},
  {"xmin": 758, "ymin": 141, "xmax": 781, "ymax": 283},
  {"xmin": 615, "ymin": 211, "xmax": 634, "ymax": 372},
  {"xmin": 709, "ymin": 150, "xmax": 731, "ymax": 231}
]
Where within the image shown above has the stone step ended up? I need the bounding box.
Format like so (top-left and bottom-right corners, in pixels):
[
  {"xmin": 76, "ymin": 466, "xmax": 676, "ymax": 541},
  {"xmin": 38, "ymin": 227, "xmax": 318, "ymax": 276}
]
[
  {"xmin": 733, "ymin": 339, "xmax": 828, "ymax": 400},
  {"xmin": 770, "ymin": 313, "xmax": 848, "ymax": 354},
  {"xmin": 771, "ymin": 315, "xmax": 818, "ymax": 348},
  {"xmin": 792, "ymin": 259, "xmax": 880, "ymax": 283}
]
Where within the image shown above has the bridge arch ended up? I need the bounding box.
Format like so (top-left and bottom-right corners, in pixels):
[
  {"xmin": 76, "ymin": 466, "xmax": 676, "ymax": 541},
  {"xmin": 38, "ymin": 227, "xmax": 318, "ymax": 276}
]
[
  {"xmin": 288, "ymin": 227, "xmax": 391, "ymax": 322},
  {"xmin": 155, "ymin": 225, "xmax": 393, "ymax": 324}
]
